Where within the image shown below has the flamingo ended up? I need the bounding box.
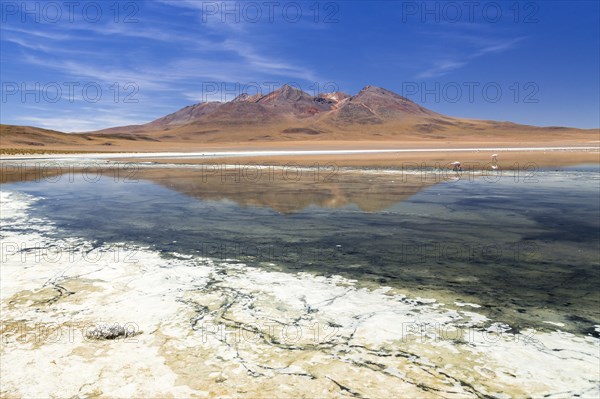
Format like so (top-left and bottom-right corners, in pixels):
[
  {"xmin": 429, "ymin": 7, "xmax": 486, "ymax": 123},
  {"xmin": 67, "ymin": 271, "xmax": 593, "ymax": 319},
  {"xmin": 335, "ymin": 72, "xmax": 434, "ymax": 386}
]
[
  {"xmin": 491, "ymin": 154, "xmax": 499, "ymax": 170},
  {"xmin": 451, "ymin": 161, "xmax": 462, "ymax": 171}
]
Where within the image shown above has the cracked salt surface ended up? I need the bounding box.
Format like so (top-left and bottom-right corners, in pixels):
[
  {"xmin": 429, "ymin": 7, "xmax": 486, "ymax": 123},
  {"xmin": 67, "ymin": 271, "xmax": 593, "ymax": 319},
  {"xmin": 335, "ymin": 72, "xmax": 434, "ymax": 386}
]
[{"xmin": 1, "ymin": 190, "xmax": 599, "ymax": 398}]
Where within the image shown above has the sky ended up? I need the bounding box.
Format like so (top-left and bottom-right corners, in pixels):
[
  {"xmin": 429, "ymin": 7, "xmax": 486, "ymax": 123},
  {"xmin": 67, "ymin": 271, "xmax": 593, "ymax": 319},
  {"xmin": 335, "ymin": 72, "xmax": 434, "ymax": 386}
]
[{"xmin": 0, "ymin": 0, "xmax": 598, "ymax": 131}]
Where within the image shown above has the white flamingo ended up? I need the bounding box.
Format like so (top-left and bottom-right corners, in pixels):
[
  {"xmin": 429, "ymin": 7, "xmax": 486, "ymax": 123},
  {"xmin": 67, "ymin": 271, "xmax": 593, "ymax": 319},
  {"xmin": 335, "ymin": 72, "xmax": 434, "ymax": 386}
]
[
  {"xmin": 451, "ymin": 161, "xmax": 462, "ymax": 171},
  {"xmin": 491, "ymin": 154, "xmax": 499, "ymax": 170}
]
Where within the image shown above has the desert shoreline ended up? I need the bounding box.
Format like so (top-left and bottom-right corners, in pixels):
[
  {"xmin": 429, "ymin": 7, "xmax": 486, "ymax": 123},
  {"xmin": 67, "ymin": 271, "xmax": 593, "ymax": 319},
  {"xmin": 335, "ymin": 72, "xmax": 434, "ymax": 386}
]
[{"xmin": 1, "ymin": 146, "xmax": 597, "ymax": 170}]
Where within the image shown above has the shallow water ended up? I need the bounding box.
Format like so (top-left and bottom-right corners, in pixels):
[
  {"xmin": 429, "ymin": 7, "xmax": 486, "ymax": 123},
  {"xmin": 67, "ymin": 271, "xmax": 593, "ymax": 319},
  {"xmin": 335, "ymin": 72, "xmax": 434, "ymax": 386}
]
[
  {"xmin": 2, "ymin": 166, "xmax": 599, "ymax": 336},
  {"xmin": 2, "ymin": 163, "xmax": 600, "ymax": 397}
]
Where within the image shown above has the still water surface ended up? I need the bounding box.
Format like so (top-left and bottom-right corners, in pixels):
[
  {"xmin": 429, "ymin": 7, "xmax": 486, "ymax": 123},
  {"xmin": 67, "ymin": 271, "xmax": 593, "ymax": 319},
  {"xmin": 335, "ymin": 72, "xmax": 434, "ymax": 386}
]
[{"xmin": 2, "ymin": 165, "xmax": 599, "ymax": 336}]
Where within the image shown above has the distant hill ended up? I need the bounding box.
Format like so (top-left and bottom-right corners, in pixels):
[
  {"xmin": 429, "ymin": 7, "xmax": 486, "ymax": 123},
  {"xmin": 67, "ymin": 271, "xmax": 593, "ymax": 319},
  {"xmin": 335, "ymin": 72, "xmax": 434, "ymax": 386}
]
[{"xmin": 1, "ymin": 85, "xmax": 596, "ymax": 151}]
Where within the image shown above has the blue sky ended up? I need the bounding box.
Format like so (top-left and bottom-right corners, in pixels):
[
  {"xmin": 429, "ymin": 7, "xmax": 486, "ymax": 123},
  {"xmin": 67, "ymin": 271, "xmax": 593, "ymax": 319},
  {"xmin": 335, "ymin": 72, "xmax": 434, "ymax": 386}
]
[{"xmin": 1, "ymin": 0, "xmax": 598, "ymax": 131}]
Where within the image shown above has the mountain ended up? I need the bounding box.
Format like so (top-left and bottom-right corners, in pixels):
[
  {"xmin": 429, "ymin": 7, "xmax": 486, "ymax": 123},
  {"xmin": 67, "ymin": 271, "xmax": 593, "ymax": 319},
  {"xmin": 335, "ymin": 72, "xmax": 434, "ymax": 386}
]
[
  {"xmin": 1, "ymin": 85, "xmax": 596, "ymax": 151},
  {"xmin": 159, "ymin": 84, "xmax": 338, "ymax": 126},
  {"xmin": 85, "ymin": 84, "xmax": 456, "ymax": 140},
  {"xmin": 322, "ymin": 85, "xmax": 440, "ymax": 125}
]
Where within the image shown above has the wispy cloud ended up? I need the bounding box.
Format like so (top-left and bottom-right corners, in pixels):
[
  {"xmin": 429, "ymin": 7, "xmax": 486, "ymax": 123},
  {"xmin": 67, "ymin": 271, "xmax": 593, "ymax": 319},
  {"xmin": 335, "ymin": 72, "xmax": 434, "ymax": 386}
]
[
  {"xmin": 416, "ymin": 61, "xmax": 467, "ymax": 79},
  {"xmin": 1, "ymin": 0, "xmax": 324, "ymax": 130},
  {"xmin": 222, "ymin": 40, "xmax": 320, "ymax": 82},
  {"xmin": 473, "ymin": 37, "xmax": 525, "ymax": 57},
  {"xmin": 414, "ymin": 25, "xmax": 526, "ymax": 78}
]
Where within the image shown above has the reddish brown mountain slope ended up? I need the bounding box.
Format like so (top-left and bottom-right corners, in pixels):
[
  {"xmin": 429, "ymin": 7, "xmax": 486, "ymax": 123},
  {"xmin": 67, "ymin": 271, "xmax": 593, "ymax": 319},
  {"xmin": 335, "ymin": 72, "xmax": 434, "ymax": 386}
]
[{"xmin": 2, "ymin": 85, "xmax": 597, "ymax": 150}]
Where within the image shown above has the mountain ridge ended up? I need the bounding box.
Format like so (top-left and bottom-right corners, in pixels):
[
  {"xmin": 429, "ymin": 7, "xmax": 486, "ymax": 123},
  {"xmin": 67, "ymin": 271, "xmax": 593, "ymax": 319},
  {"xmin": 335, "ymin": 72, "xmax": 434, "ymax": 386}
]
[
  {"xmin": 89, "ymin": 85, "xmax": 445, "ymax": 135},
  {"xmin": 1, "ymin": 84, "xmax": 597, "ymax": 151}
]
